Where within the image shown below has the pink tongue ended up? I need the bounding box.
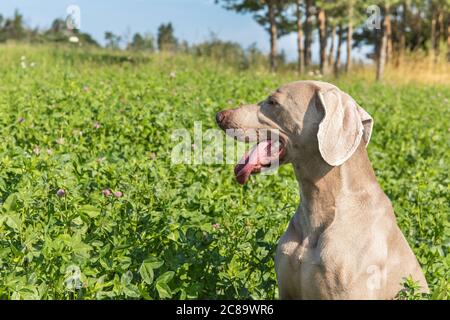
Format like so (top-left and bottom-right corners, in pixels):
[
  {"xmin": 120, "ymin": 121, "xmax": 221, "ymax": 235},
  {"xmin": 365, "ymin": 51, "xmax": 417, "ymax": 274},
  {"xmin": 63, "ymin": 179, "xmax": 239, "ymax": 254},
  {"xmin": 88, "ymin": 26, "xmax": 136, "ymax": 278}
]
[{"xmin": 234, "ymin": 140, "xmax": 274, "ymax": 185}]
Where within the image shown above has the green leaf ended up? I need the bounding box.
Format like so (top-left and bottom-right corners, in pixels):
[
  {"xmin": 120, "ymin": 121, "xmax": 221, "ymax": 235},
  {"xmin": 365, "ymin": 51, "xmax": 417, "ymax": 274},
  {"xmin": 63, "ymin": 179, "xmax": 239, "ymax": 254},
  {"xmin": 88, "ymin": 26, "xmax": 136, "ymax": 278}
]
[
  {"xmin": 2, "ymin": 193, "xmax": 18, "ymax": 212},
  {"xmin": 121, "ymin": 271, "xmax": 133, "ymax": 286},
  {"xmin": 154, "ymin": 271, "xmax": 174, "ymax": 299},
  {"xmin": 156, "ymin": 282, "xmax": 172, "ymax": 299},
  {"xmin": 139, "ymin": 262, "xmax": 154, "ymax": 285},
  {"xmin": 156, "ymin": 271, "xmax": 174, "ymax": 284},
  {"xmin": 5, "ymin": 213, "xmax": 21, "ymax": 231},
  {"xmin": 123, "ymin": 284, "xmax": 140, "ymax": 298},
  {"xmin": 143, "ymin": 257, "xmax": 164, "ymax": 270},
  {"xmin": 79, "ymin": 205, "xmax": 101, "ymax": 218}
]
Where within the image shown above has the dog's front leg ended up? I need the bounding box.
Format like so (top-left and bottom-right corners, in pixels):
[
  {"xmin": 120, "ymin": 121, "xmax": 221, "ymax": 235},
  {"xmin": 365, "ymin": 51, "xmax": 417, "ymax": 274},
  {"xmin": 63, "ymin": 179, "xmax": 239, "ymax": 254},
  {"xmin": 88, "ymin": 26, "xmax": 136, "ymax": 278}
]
[{"xmin": 275, "ymin": 221, "xmax": 304, "ymax": 300}]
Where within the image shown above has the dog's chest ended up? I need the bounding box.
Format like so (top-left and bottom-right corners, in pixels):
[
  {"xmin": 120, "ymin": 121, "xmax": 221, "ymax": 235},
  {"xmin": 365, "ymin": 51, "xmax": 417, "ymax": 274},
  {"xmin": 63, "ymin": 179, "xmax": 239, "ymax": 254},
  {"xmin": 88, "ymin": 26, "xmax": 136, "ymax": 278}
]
[{"xmin": 276, "ymin": 213, "xmax": 382, "ymax": 298}]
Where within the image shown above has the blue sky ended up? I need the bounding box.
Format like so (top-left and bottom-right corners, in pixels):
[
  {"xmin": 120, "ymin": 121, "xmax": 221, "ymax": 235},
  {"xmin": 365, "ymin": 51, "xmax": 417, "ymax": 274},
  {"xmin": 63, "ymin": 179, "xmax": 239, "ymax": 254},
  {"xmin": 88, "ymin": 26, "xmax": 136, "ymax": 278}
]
[{"xmin": 0, "ymin": 0, "xmax": 370, "ymax": 62}]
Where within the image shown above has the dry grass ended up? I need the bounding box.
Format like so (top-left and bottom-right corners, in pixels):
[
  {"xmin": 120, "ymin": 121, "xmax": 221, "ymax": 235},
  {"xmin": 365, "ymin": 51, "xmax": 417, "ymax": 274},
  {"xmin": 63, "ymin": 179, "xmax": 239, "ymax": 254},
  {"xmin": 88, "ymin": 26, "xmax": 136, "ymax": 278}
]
[{"xmin": 350, "ymin": 52, "xmax": 450, "ymax": 86}]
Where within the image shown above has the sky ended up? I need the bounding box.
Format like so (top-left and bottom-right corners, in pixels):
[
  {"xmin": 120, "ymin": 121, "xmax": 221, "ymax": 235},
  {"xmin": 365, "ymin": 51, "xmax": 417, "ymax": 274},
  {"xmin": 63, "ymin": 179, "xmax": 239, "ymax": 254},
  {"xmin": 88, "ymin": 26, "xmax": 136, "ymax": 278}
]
[{"xmin": 0, "ymin": 0, "xmax": 371, "ymax": 63}]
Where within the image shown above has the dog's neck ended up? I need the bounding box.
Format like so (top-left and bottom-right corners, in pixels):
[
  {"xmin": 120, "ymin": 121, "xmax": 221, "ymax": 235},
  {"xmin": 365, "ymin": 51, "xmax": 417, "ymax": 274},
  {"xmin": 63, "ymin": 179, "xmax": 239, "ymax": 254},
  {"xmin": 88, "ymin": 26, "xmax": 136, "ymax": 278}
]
[{"xmin": 292, "ymin": 141, "xmax": 379, "ymax": 246}]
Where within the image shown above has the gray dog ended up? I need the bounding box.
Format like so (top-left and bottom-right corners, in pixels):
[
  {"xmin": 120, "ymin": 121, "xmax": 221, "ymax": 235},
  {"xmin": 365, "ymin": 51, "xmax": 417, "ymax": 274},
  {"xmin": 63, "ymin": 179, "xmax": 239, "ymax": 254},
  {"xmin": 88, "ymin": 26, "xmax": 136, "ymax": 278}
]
[{"xmin": 216, "ymin": 80, "xmax": 428, "ymax": 299}]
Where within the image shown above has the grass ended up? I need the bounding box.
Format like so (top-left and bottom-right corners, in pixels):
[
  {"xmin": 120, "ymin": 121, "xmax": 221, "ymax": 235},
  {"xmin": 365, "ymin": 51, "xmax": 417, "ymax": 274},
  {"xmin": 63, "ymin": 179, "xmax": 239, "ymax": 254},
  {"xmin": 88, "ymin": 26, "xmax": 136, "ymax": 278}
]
[
  {"xmin": 350, "ymin": 51, "xmax": 450, "ymax": 85},
  {"xmin": 0, "ymin": 44, "xmax": 448, "ymax": 299}
]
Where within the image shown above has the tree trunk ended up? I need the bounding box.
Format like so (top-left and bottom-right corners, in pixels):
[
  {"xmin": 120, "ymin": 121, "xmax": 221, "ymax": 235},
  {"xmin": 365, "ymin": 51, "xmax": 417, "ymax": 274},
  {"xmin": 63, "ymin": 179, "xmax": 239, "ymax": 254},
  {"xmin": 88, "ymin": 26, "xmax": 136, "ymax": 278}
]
[
  {"xmin": 385, "ymin": 5, "xmax": 392, "ymax": 65},
  {"xmin": 318, "ymin": 8, "xmax": 327, "ymax": 75},
  {"xmin": 447, "ymin": 22, "xmax": 450, "ymax": 62},
  {"xmin": 436, "ymin": 10, "xmax": 444, "ymax": 62},
  {"xmin": 334, "ymin": 24, "xmax": 343, "ymax": 76},
  {"xmin": 346, "ymin": 1, "xmax": 353, "ymax": 72},
  {"xmin": 409, "ymin": 9, "xmax": 422, "ymax": 51},
  {"xmin": 431, "ymin": 10, "xmax": 436, "ymax": 61},
  {"xmin": 328, "ymin": 24, "xmax": 336, "ymax": 68},
  {"xmin": 296, "ymin": 0, "xmax": 304, "ymax": 74},
  {"xmin": 398, "ymin": 1, "xmax": 407, "ymax": 65},
  {"xmin": 438, "ymin": 10, "xmax": 444, "ymax": 42},
  {"xmin": 268, "ymin": 2, "xmax": 278, "ymax": 72},
  {"xmin": 376, "ymin": 12, "xmax": 388, "ymax": 82},
  {"xmin": 304, "ymin": 0, "xmax": 313, "ymax": 67}
]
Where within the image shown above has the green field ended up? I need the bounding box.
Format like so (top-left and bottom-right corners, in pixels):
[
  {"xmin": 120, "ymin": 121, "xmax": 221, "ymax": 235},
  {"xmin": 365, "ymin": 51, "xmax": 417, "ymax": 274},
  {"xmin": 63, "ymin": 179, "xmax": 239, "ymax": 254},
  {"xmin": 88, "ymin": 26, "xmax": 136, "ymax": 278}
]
[{"xmin": 0, "ymin": 44, "xmax": 448, "ymax": 299}]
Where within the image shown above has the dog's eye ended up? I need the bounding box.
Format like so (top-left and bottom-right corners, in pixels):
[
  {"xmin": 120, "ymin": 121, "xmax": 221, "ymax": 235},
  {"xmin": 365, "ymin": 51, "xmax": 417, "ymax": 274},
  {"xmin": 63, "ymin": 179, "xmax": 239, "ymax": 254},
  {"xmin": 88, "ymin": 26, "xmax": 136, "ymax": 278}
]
[{"xmin": 267, "ymin": 98, "xmax": 276, "ymax": 107}]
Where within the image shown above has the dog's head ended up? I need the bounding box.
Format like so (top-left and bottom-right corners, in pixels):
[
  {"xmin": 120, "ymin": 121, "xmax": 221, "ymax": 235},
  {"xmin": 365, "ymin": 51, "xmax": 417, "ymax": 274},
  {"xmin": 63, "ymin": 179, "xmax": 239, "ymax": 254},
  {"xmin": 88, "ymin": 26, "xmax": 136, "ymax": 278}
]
[{"xmin": 216, "ymin": 80, "xmax": 373, "ymax": 185}]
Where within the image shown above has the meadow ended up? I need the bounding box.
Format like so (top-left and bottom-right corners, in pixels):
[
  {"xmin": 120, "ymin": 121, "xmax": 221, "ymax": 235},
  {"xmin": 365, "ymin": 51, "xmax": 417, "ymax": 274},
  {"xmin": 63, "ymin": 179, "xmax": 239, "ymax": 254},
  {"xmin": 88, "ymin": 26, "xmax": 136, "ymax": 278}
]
[{"xmin": 0, "ymin": 44, "xmax": 448, "ymax": 299}]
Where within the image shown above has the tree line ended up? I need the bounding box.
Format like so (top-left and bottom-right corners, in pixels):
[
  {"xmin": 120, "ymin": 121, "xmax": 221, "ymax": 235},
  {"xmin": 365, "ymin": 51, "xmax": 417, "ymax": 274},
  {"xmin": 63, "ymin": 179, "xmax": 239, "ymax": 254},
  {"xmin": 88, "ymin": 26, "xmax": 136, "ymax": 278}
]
[
  {"xmin": 107, "ymin": 23, "xmax": 271, "ymax": 69},
  {"xmin": 0, "ymin": 10, "xmax": 98, "ymax": 46},
  {"xmin": 1, "ymin": 2, "xmax": 449, "ymax": 80},
  {"xmin": 216, "ymin": 0, "xmax": 450, "ymax": 80}
]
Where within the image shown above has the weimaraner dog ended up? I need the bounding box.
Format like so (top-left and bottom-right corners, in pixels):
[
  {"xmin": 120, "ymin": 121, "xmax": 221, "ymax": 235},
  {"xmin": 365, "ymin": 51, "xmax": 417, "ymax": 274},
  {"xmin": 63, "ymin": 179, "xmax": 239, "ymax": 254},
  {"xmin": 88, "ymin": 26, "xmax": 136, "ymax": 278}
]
[{"xmin": 216, "ymin": 80, "xmax": 428, "ymax": 299}]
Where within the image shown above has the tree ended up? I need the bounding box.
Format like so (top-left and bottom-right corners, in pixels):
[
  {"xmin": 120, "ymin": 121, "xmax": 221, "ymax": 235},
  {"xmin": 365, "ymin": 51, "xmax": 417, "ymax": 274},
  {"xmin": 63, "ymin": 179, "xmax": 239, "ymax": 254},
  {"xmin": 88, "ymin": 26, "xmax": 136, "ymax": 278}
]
[
  {"xmin": 296, "ymin": 0, "xmax": 305, "ymax": 74},
  {"xmin": 429, "ymin": 0, "xmax": 450, "ymax": 62},
  {"xmin": 129, "ymin": 33, "xmax": 143, "ymax": 50},
  {"xmin": 328, "ymin": 20, "xmax": 337, "ymax": 69},
  {"xmin": 216, "ymin": 0, "xmax": 292, "ymax": 72},
  {"xmin": 128, "ymin": 32, "xmax": 155, "ymax": 52},
  {"xmin": 334, "ymin": 23, "xmax": 344, "ymax": 75},
  {"xmin": 398, "ymin": 0, "xmax": 408, "ymax": 64},
  {"xmin": 436, "ymin": 8, "xmax": 444, "ymax": 61},
  {"xmin": 74, "ymin": 30, "xmax": 99, "ymax": 47},
  {"xmin": 44, "ymin": 19, "xmax": 68, "ymax": 42},
  {"xmin": 448, "ymin": 23, "xmax": 450, "ymax": 61},
  {"xmin": 157, "ymin": 23, "xmax": 178, "ymax": 52},
  {"xmin": 2, "ymin": 9, "xmax": 25, "ymax": 40},
  {"xmin": 0, "ymin": 9, "xmax": 99, "ymax": 46},
  {"xmin": 105, "ymin": 31, "xmax": 121, "ymax": 49},
  {"xmin": 345, "ymin": 0, "xmax": 354, "ymax": 72},
  {"xmin": 324, "ymin": 2, "xmax": 348, "ymax": 76},
  {"xmin": 315, "ymin": 0, "xmax": 341, "ymax": 75},
  {"xmin": 383, "ymin": 0, "xmax": 405, "ymax": 65},
  {"xmin": 303, "ymin": 0, "xmax": 314, "ymax": 67},
  {"xmin": 192, "ymin": 33, "xmax": 248, "ymax": 67},
  {"xmin": 50, "ymin": 18, "xmax": 66, "ymax": 34},
  {"xmin": 376, "ymin": 4, "xmax": 390, "ymax": 81},
  {"xmin": 317, "ymin": 6, "xmax": 327, "ymax": 74},
  {"xmin": 385, "ymin": 4, "xmax": 393, "ymax": 64},
  {"xmin": 448, "ymin": 9, "xmax": 450, "ymax": 61},
  {"xmin": 246, "ymin": 42, "xmax": 268, "ymax": 67}
]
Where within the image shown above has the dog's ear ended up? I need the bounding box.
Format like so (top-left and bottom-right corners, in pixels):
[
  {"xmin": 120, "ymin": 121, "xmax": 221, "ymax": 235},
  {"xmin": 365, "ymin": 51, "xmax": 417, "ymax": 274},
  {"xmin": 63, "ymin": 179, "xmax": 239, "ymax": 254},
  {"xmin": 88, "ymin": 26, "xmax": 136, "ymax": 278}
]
[
  {"xmin": 316, "ymin": 88, "xmax": 372, "ymax": 166},
  {"xmin": 356, "ymin": 104, "xmax": 373, "ymax": 146}
]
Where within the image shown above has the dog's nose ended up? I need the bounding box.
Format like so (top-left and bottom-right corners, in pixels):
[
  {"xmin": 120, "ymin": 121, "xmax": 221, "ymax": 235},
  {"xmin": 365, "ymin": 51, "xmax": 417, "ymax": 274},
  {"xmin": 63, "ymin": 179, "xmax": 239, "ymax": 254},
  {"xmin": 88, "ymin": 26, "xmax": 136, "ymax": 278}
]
[{"xmin": 216, "ymin": 111, "xmax": 225, "ymax": 124}]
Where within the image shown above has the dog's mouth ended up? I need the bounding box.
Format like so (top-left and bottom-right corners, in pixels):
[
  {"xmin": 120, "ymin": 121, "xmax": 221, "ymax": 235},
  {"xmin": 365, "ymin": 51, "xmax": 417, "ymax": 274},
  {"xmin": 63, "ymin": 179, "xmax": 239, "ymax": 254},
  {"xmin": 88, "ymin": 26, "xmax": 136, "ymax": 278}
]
[{"xmin": 234, "ymin": 139, "xmax": 285, "ymax": 185}]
